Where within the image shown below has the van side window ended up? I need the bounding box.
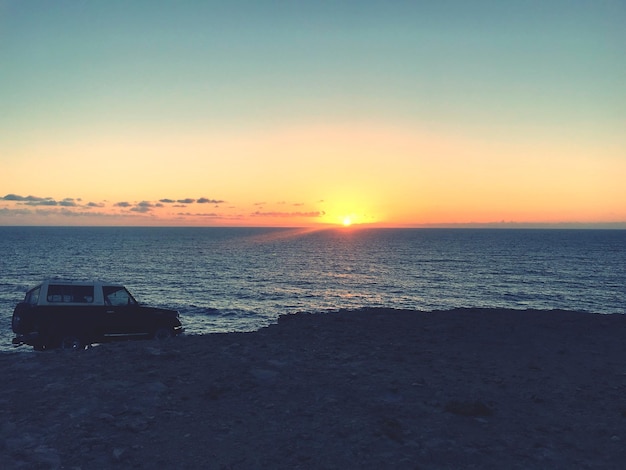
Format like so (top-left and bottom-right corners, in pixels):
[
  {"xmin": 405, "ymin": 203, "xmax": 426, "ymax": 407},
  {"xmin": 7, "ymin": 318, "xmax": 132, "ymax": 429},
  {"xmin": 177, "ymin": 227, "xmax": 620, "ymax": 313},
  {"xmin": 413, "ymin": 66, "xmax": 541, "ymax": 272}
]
[{"xmin": 47, "ymin": 285, "xmax": 94, "ymax": 303}]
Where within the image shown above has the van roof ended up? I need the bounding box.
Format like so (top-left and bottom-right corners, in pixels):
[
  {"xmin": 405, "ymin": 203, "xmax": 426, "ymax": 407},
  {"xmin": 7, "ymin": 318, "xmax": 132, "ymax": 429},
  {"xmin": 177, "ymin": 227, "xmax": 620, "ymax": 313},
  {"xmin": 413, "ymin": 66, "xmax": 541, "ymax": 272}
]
[{"xmin": 41, "ymin": 279, "xmax": 123, "ymax": 286}]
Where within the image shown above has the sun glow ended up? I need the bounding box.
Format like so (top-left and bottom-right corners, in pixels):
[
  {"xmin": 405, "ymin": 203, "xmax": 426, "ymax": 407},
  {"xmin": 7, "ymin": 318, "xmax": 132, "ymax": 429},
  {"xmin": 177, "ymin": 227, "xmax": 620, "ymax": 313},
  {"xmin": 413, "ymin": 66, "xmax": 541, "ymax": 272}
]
[{"xmin": 342, "ymin": 216, "xmax": 353, "ymax": 227}]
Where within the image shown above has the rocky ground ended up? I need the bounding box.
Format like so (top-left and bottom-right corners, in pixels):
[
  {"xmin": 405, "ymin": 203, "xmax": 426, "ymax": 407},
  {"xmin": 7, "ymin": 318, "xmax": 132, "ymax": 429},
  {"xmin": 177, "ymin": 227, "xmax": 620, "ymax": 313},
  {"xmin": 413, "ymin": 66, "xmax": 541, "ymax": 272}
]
[{"xmin": 1, "ymin": 308, "xmax": 626, "ymax": 469}]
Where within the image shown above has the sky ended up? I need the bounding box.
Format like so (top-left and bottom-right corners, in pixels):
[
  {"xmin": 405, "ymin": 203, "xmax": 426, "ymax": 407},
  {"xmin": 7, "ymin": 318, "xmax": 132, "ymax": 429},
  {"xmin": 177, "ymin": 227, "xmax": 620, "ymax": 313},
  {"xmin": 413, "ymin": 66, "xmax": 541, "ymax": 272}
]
[{"xmin": 1, "ymin": 0, "xmax": 625, "ymax": 227}]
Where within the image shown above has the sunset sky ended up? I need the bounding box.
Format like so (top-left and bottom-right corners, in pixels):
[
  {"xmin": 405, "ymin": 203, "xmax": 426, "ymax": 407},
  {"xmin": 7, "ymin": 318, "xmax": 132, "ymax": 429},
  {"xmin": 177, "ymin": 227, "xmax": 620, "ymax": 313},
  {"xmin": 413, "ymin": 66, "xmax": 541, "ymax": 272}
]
[{"xmin": 1, "ymin": 1, "xmax": 625, "ymax": 227}]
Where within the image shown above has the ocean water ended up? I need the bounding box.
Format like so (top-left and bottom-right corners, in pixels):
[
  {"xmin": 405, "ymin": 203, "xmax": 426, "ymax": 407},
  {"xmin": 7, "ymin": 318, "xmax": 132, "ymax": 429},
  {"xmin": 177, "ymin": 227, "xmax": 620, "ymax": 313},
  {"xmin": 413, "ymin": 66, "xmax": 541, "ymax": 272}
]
[{"xmin": 0, "ymin": 227, "xmax": 624, "ymax": 351}]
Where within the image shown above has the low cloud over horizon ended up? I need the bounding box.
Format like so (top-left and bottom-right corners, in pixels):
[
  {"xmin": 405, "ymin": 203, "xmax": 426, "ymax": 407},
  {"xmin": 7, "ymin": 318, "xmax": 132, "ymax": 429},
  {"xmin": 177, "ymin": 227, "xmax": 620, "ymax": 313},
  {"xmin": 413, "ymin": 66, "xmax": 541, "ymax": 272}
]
[
  {"xmin": 4, "ymin": 194, "xmax": 226, "ymax": 210},
  {"xmin": 3, "ymin": 193, "xmax": 625, "ymax": 229},
  {"xmin": 1, "ymin": 193, "xmax": 229, "ymax": 219},
  {"xmin": 0, "ymin": 193, "xmax": 328, "ymax": 225},
  {"xmin": 3, "ymin": 194, "xmax": 79, "ymax": 206}
]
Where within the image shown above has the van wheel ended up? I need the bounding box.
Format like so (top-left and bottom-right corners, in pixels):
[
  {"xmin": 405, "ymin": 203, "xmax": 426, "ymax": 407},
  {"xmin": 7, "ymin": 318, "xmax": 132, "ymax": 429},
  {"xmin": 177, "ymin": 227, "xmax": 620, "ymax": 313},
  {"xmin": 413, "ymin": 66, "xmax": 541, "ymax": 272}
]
[
  {"xmin": 60, "ymin": 336, "xmax": 84, "ymax": 350},
  {"xmin": 153, "ymin": 328, "xmax": 173, "ymax": 341}
]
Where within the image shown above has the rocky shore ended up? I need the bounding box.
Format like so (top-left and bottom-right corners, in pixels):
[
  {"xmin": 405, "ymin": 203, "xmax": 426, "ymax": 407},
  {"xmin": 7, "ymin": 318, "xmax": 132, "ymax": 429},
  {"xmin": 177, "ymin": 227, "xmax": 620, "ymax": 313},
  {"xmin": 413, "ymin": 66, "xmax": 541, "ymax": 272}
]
[{"xmin": 2, "ymin": 308, "xmax": 626, "ymax": 469}]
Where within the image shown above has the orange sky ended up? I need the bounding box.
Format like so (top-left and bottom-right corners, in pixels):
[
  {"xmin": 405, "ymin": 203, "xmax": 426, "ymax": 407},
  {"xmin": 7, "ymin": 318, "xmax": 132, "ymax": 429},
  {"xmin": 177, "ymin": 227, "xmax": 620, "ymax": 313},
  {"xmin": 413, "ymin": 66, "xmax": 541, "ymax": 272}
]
[
  {"xmin": 1, "ymin": 2, "xmax": 625, "ymax": 227},
  {"xmin": 2, "ymin": 120, "xmax": 624, "ymax": 227}
]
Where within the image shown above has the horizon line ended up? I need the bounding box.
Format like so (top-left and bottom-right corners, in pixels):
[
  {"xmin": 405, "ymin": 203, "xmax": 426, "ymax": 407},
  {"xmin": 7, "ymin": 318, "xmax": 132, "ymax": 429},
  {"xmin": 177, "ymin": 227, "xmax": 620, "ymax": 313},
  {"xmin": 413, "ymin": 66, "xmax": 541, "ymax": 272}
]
[{"xmin": 1, "ymin": 222, "xmax": 625, "ymax": 230}]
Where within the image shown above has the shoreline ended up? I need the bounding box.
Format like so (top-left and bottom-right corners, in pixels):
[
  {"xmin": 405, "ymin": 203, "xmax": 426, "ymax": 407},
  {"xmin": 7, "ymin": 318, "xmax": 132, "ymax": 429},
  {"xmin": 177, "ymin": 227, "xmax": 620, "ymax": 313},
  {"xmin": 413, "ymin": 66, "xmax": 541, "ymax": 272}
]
[{"xmin": 2, "ymin": 308, "xmax": 625, "ymax": 468}]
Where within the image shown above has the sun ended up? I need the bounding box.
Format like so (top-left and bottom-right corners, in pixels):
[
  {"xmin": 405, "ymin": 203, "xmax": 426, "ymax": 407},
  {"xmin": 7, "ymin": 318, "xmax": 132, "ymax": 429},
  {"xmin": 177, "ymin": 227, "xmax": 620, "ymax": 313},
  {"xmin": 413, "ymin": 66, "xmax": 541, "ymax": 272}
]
[{"xmin": 342, "ymin": 216, "xmax": 353, "ymax": 227}]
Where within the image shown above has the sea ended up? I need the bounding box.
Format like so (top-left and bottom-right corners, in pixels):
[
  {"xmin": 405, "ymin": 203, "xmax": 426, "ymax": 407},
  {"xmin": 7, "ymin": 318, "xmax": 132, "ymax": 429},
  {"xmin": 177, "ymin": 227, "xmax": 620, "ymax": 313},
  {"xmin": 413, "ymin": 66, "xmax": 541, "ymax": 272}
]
[{"xmin": 0, "ymin": 227, "xmax": 624, "ymax": 351}]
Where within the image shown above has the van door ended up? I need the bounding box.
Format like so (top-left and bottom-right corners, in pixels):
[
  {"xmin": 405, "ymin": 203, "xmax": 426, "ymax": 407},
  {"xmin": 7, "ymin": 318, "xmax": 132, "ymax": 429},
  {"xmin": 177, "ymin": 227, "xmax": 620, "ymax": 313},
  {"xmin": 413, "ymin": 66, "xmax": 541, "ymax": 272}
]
[{"xmin": 102, "ymin": 286, "xmax": 148, "ymax": 338}]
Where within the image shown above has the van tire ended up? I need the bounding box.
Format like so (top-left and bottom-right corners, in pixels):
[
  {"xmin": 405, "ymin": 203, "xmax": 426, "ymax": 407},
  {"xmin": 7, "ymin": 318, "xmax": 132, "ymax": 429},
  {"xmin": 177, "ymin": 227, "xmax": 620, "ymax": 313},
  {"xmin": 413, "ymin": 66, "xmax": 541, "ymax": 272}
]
[
  {"xmin": 60, "ymin": 335, "xmax": 84, "ymax": 350},
  {"xmin": 153, "ymin": 327, "xmax": 173, "ymax": 340}
]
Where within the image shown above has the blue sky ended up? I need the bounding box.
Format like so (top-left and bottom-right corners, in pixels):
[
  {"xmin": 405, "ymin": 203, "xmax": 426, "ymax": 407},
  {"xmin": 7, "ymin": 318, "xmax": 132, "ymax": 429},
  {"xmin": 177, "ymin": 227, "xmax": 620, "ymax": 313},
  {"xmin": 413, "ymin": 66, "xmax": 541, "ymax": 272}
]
[{"xmin": 4, "ymin": 0, "xmax": 623, "ymax": 129}]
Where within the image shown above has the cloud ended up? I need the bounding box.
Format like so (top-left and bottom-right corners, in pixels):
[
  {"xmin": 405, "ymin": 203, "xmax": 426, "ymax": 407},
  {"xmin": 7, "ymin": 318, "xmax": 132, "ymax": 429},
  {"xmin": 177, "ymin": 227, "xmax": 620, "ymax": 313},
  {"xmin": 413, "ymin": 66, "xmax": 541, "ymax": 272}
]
[
  {"xmin": 130, "ymin": 201, "xmax": 154, "ymax": 213},
  {"xmin": 59, "ymin": 198, "xmax": 77, "ymax": 207},
  {"xmin": 112, "ymin": 201, "xmax": 155, "ymax": 213},
  {"xmin": 0, "ymin": 206, "xmax": 92, "ymax": 218},
  {"xmin": 25, "ymin": 200, "xmax": 56, "ymax": 206},
  {"xmin": 2, "ymin": 194, "xmax": 98, "ymax": 209},
  {"xmin": 251, "ymin": 211, "xmax": 325, "ymax": 218},
  {"xmin": 3, "ymin": 194, "xmax": 61, "ymax": 206},
  {"xmin": 56, "ymin": 208, "xmax": 109, "ymax": 218},
  {"xmin": 176, "ymin": 212, "xmax": 245, "ymax": 221},
  {"xmin": 197, "ymin": 197, "xmax": 225, "ymax": 204},
  {"xmin": 0, "ymin": 207, "xmax": 33, "ymax": 216},
  {"xmin": 87, "ymin": 202, "xmax": 105, "ymax": 208},
  {"xmin": 2, "ymin": 194, "xmax": 49, "ymax": 202},
  {"xmin": 177, "ymin": 212, "xmax": 221, "ymax": 218},
  {"xmin": 157, "ymin": 197, "xmax": 227, "ymax": 205}
]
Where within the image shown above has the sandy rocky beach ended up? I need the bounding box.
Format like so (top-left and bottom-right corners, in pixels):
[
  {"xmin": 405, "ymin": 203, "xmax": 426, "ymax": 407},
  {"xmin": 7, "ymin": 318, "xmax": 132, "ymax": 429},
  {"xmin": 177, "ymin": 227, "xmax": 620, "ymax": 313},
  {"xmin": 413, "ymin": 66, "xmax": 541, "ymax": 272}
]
[{"xmin": 1, "ymin": 308, "xmax": 625, "ymax": 469}]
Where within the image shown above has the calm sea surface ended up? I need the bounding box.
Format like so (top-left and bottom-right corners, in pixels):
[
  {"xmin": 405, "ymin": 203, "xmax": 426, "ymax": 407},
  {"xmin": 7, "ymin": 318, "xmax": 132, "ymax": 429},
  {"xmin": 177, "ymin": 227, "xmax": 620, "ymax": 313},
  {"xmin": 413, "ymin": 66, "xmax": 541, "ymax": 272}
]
[{"xmin": 1, "ymin": 227, "xmax": 624, "ymax": 351}]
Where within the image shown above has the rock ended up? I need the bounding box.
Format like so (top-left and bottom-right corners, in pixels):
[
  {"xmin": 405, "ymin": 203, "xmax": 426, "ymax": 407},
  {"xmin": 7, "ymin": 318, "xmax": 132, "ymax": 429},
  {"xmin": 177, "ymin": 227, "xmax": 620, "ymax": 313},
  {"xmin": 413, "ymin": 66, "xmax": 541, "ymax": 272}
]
[
  {"xmin": 112, "ymin": 447, "xmax": 127, "ymax": 461},
  {"xmin": 250, "ymin": 368, "xmax": 279, "ymax": 381},
  {"xmin": 1, "ymin": 309, "xmax": 625, "ymax": 468},
  {"xmin": 444, "ymin": 400, "xmax": 494, "ymax": 417}
]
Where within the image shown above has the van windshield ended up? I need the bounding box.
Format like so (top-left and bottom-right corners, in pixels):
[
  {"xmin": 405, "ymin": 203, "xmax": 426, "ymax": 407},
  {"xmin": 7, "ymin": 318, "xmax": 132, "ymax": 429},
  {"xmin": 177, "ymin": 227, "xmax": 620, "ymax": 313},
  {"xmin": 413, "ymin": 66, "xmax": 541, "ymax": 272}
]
[
  {"xmin": 103, "ymin": 286, "xmax": 137, "ymax": 306},
  {"xmin": 25, "ymin": 286, "xmax": 41, "ymax": 305}
]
